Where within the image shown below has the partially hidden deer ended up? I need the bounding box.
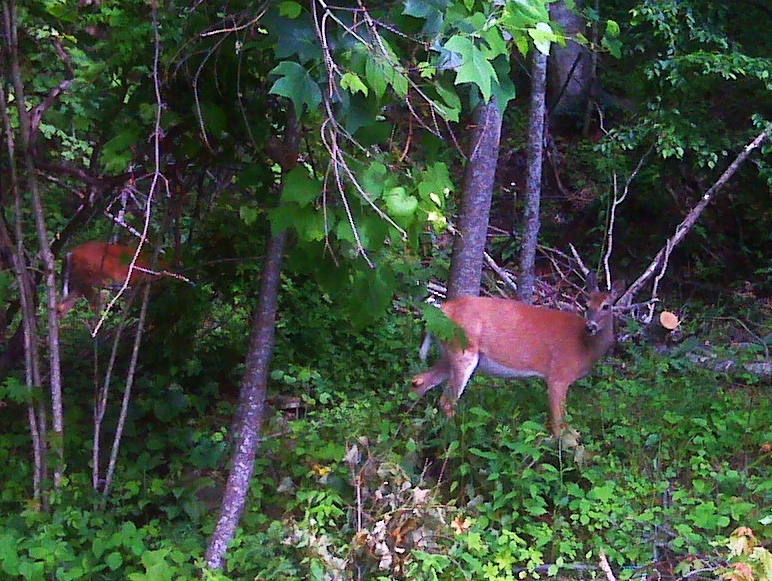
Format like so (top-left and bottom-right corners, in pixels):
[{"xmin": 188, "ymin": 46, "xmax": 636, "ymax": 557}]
[
  {"xmin": 411, "ymin": 273, "xmax": 624, "ymax": 438},
  {"xmin": 58, "ymin": 241, "xmax": 167, "ymax": 318}
]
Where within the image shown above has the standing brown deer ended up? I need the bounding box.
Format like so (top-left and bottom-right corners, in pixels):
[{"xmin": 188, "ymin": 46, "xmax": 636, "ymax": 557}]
[
  {"xmin": 58, "ymin": 241, "xmax": 167, "ymax": 318},
  {"xmin": 411, "ymin": 273, "xmax": 623, "ymax": 437}
]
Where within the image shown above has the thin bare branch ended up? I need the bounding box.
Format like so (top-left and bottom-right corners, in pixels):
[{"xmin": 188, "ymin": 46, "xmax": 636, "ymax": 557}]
[
  {"xmin": 618, "ymin": 123, "xmax": 772, "ymax": 307},
  {"xmin": 602, "ymin": 146, "xmax": 652, "ymax": 287}
]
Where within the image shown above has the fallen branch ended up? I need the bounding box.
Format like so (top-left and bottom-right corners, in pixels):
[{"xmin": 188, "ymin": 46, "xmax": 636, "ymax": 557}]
[{"xmin": 618, "ymin": 123, "xmax": 771, "ymax": 308}]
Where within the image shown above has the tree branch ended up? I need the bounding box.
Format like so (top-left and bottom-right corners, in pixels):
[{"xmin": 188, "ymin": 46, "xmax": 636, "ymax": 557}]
[{"xmin": 618, "ymin": 123, "xmax": 772, "ymax": 307}]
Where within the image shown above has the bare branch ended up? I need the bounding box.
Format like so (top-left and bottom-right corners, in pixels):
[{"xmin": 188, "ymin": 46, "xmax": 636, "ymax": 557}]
[
  {"xmin": 618, "ymin": 123, "xmax": 772, "ymax": 308},
  {"xmin": 602, "ymin": 146, "xmax": 652, "ymax": 288}
]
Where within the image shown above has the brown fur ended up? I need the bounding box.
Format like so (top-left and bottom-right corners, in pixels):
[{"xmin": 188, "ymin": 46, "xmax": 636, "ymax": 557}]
[
  {"xmin": 58, "ymin": 241, "xmax": 164, "ymax": 318},
  {"xmin": 412, "ymin": 276, "xmax": 623, "ymax": 437}
]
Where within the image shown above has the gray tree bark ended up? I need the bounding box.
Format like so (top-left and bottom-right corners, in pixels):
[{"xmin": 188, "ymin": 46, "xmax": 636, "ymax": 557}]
[
  {"xmin": 548, "ymin": 1, "xmax": 592, "ymax": 124},
  {"xmin": 205, "ymin": 229, "xmax": 289, "ymax": 570},
  {"xmin": 517, "ymin": 49, "xmax": 549, "ymax": 302},
  {"xmin": 447, "ymin": 98, "xmax": 503, "ymax": 299},
  {"xmin": 205, "ymin": 109, "xmax": 299, "ymax": 571}
]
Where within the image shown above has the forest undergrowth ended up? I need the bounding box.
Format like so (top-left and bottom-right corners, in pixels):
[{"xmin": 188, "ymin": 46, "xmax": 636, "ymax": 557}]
[{"xmin": 0, "ymin": 287, "xmax": 770, "ymax": 580}]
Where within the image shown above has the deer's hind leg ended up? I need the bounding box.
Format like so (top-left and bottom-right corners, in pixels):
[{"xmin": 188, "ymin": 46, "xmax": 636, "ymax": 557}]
[
  {"xmin": 439, "ymin": 349, "xmax": 479, "ymax": 418},
  {"xmin": 411, "ymin": 357, "xmax": 450, "ymax": 396}
]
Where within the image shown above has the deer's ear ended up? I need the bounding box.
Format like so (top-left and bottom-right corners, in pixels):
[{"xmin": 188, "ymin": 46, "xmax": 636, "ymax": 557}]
[
  {"xmin": 610, "ymin": 280, "xmax": 626, "ymax": 299},
  {"xmin": 586, "ymin": 272, "xmax": 599, "ymax": 292}
]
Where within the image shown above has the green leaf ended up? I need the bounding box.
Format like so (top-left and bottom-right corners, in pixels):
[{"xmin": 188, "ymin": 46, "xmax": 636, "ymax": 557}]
[
  {"xmin": 403, "ymin": 0, "xmax": 449, "ymax": 36},
  {"xmin": 417, "ymin": 162, "xmax": 452, "ymax": 208},
  {"xmin": 513, "ymin": 35, "xmax": 530, "ymax": 57},
  {"xmin": 365, "ymin": 53, "xmax": 389, "ymax": 100},
  {"xmin": 340, "ymin": 72, "xmax": 368, "ymax": 97},
  {"xmin": 269, "ymin": 11, "xmax": 322, "ymax": 63},
  {"xmin": 603, "ymin": 36, "xmax": 623, "ymax": 59},
  {"xmin": 469, "ymin": 447, "xmax": 498, "ymax": 460},
  {"xmin": 239, "ymin": 204, "xmax": 260, "ymax": 226},
  {"xmin": 105, "ymin": 552, "xmax": 123, "ymax": 571},
  {"xmin": 281, "ymin": 167, "xmax": 322, "ymax": 207},
  {"xmin": 605, "ymin": 19, "xmax": 620, "ymax": 38},
  {"xmin": 269, "ymin": 201, "xmax": 323, "ymax": 239},
  {"xmin": 384, "ymin": 186, "xmax": 419, "ymax": 217},
  {"xmin": 199, "ymin": 101, "xmax": 228, "ymax": 137},
  {"xmin": 336, "ymin": 219, "xmax": 361, "ymax": 245},
  {"xmin": 0, "ymin": 533, "xmax": 19, "ymax": 574},
  {"xmin": 528, "ymin": 22, "xmax": 557, "ymax": 55},
  {"xmin": 361, "ymin": 162, "xmax": 389, "ymax": 199},
  {"xmin": 278, "ymin": 1, "xmax": 302, "ymax": 18},
  {"xmin": 434, "ymin": 81, "xmax": 462, "ymax": 122},
  {"xmin": 479, "ymin": 26, "xmax": 508, "ymax": 59},
  {"xmin": 443, "ymin": 35, "xmax": 498, "ymax": 102},
  {"xmin": 421, "ymin": 303, "xmax": 467, "ymax": 348},
  {"xmin": 101, "ymin": 129, "xmax": 140, "ymax": 173},
  {"xmin": 269, "ymin": 61, "xmax": 322, "ymax": 115},
  {"xmin": 0, "ymin": 376, "xmax": 31, "ymax": 404},
  {"xmin": 501, "ymin": 0, "xmax": 549, "ymax": 31},
  {"xmin": 491, "ymin": 57, "xmax": 517, "ymax": 110}
]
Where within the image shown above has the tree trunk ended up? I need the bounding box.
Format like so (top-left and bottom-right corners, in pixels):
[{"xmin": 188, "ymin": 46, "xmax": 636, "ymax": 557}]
[
  {"xmin": 2, "ymin": 0, "xmax": 59, "ymax": 494},
  {"xmin": 517, "ymin": 49, "xmax": 549, "ymax": 302},
  {"xmin": 204, "ymin": 228, "xmax": 288, "ymax": 570},
  {"xmin": 204, "ymin": 108, "xmax": 299, "ymax": 571},
  {"xmin": 447, "ymin": 97, "xmax": 502, "ymax": 299},
  {"xmin": 548, "ymin": 0, "xmax": 591, "ymax": 129}
]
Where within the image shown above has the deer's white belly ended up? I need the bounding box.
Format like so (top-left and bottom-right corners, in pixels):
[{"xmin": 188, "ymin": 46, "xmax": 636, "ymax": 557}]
[{"xmin": 477, "ymin": 355, "xmax": 545, "ymax": 380}]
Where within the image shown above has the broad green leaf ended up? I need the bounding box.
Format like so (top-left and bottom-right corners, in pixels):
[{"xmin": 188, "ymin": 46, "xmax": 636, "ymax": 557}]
[
  {"xmin": 605, "ymin": 19, "xmax": 620, "ymax": 38},
  {"xmin": 361, "ymin": 162, "xmax": 389, "ymax": 199},
  {"xmin": 480, "ymin": 26, "xmax": 508, "ymax": 59},
  {"xmin": 0, "ymin": 533, "xmax": 19, "ymax": 574},
  {"xmin": 199, "ymin": 101, "xmax": 228, "ymax": 137},
  {"xmin": 278, "ymin": 1, "xmax": 302, "ymax": 18},
  {"xmin": 443, "ymin": 36, "xmax": 497, "ymax": 102},
  {"xmin": 390, "ymin": 66, "xmax": 409, "ymax": 98},
  {"xmin": 418, "ymin": 61, "xmax": 436, "ymax": 79},
  {"xmin": 269, "ymin": 203, "xmax": 301, "ymax": 234},
  {"xmin": 0, "ymin": 376, "xmax": 31, "ymax": 404},
  {"xmin": 421, "ymin": 302, "xmax": 466, "ymax": 347},
  {"xmin": 603, "ymin": 35, "xmax": 622, "ymax": 59},
  {"xmin": 268, "ymin": 11, "xmax": 322, "ymax": 63},
  {"xmin": 434, "ymin": 82, "xmax": 462, "ymax": 122},
  {"xmin": 281, "ymin": 167, "xmax": 322, "ymax": 207},
  {"xmin": 417, "ymin": 162, "xmax": 452, "ymax": 208},
  {"xmin": 528, "ymin": 22, "xmax": 557, "ymax": 55},
  {"xmin": 340, "ymin": 72, "xmax": 368, "ymax": 97},
  {"xmin": 105, "ymin": 552, "xmax": 123, "ymax": 571},
  {"xmin": 514, "ymin": 35, "xmax": 529, "ymax": 57},
  {"xmin": 510, "ymin": 0, "xmax": 549, "ymax": 23},
  {"xmin": 269, "ymin": 201, "xmax": 323, "ymax": 237},
  {"xmin": 269, "ymin": 61, "xmax": 323, "ymax": 115},
  {"xmin": 239, "ymin": 204, "xmax": 260, "ymax": 226},
  {"xmin": 345, "ymin": 93, "xmax": 381, "ymax": 135},
  {"xmin": 491, "ymin": 57, "xmax": 517, "ymax": 110},
  {"xmin": 336, "ymin": 219, "xmax": 361, "ymax": 245},
  {"xmin": 383, "ymin": 186, "xmax": 419, "ymax": 217},
  {"xmin": 365, "ymin": 54, "xmax": 389, "ymax": 100},
  {"xmin": 367, "ymin": 38, "xmax": 409, "ymax": 99},
  {"xmin": 403, "ymin": 0, "xmax": 449, "ymax": 36},
  {"xmin": 500, "ymin": 0, "xmax": 549, "ymax": 38},
  {"xmin": 101, "ymin": 128, "xmax": 140, "ymax": 173},
  {"xmin": 346, "ymin": 265, "xmax": 396, "ymax": 328}
]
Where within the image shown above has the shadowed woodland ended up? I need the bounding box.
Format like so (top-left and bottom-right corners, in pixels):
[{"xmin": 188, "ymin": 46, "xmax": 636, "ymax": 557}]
[{"xmin": 0, "ymin": 0, "xmax": 770, "ymax": 579}]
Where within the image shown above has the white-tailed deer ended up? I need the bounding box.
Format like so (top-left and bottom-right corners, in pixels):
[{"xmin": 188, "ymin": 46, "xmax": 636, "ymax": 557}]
[
  {"xmin": 411, "ymin": 274, "xmax": 623, "ymax": 438},
  {"xmin": 58, "ymin": 241, "xmax": 167, "ymax": 318}
]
